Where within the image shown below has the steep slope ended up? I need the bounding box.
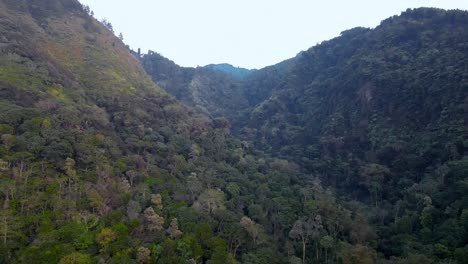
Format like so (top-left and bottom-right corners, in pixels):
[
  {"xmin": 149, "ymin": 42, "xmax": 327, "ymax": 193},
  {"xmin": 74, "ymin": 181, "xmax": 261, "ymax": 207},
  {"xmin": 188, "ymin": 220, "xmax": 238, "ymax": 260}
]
[
  {"xmin": 2, "ymin": 1, "xmax": 467, "ymax": 263},
  {"xmin": 0, "ymin": 1, "xmax": 376, "ymax": 263},
  {"xmin": 141, "ymin": 52, "xmax": 295, "ymax": 131},
  {"xmin": 141, "ymin": 53, "xmax": 250, "ymax": 121},
  {"xmin": 240, "ymin": 8, "xmax": 468, "ymax": 261},
  {"xmin": 143, "ymin": 7, "xmax": 468, "ymax": 263}
]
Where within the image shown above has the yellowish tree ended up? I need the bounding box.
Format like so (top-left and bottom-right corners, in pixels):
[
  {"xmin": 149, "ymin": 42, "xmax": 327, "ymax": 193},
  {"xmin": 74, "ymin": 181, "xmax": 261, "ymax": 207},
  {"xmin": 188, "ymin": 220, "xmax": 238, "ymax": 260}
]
[{"xmin": 144, "ymin": 207, "xmax": 164, "ymax": 232}]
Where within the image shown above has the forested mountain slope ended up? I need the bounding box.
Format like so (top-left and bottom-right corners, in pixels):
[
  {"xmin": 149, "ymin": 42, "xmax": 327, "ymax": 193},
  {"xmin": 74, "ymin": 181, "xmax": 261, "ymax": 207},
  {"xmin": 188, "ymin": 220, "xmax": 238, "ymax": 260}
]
[
  {"xmin": 141, "ymin": 52, "xmax": 295, "ymax": 131},
  {"xmin": 243, "ymin": 8, "xmax": 468, "ymax": 261},
  {"xmin": 0, "ymin": 0, "xmax": 395, "ymax": 263},
  {"xmin": 142, "ymin": 7, "xmax": 468, "ymax": 263}
]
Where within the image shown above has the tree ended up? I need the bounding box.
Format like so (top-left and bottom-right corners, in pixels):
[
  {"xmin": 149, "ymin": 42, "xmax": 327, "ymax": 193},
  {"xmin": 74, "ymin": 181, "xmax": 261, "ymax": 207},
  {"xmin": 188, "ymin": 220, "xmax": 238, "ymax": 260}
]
[
  {"xmin": 1, "ymin": 134, "xmax": 16, "ymax": 155},
  {"xmin": 177, "ymin": 234, "xmax": 203, "ymax": 261},
  {"xmin": 136, "ymin": 247, "xmax": 151, "ymax": 264},
  {"xmin": 193, "ymin": 189, "xmax": 225, "ymax": 214},
  {"xmin": 96, "ymin": 228, "xmax": 117, "ymax": 254},
  {"xmin": 240, "ymin": 216, "xmax": 260, "ymax": 245},
  {"xmin": 454, "ymin": 246, "xmax": 468, "ymax": 264},
  {"xmin": 207, "ymin": 238, "xmax": 235, "ymax": 264},
  {"xmin": 59, "ymin": 252, "xmax": 93, "ymax": 264},
  {"xmin": 100, "ymin": 18, "xmax": 114, "ymax": 33},
  {"xmin": 359, "ymin": 164, "xmax": 390, "ymax": 207},
  {"xmin": 289, "ymin": 215, "xmax": 323, "ymax": 264},
  {"xmin": 419, "ymin": 196, "xmax": 433, "ymax": 230},
  {"xmin": 289, "ymin": 256, "xmax": 302, "ymax": 264},
  {"xmin": 0, "ymin": 160, "xmax": 9, "ymax": 171},
  {"xmin": 125, "ymin": 170, "xmax": 137, "ymax": 186},
  {"xmin": 461, "ymin": 209, "xmax": 468, "ymax": 238},
  {"xmin": 289, "ymin": 219, "xmax": 310, "ymax": 264},
  {"xmin": 126, "ymin": 200, "xmax": 141, "ymax": 221},
  {"xmin": 0, "ymin": 179, "xmax": 17, "ymax": 247},
  {"xmin": 167, "ymin": 218, "xmax": 183, "ymax": 239},
  {"xmin": 226, "ymin": 182, "xmax": 241, "ymax": 199},
  {"xmin": 64, "ymin": 158, "xmax": 77, "ymax": 199},
  {"xmin": 82, "ymin": 5, "xmax": 91, "ymax": 15},
  {"xmin": 187, "ymin": 174, "xmax": 203, "ymax": 201},
  {"xmin": 144, "ymin": 207, "xmax": 164, "ymax": 232},
  {"xmin": 320, "ymin": 235, "xmax": 334, "ymax": 264},
  {"xmin": 151, "ymin": 194, "xmax": 163, "ymax": 210},
  {"xmin": 339, "ymin": 244, "xmax": 377, "ymax": 264},
  {"xmin": 74, "ymin": 211, "xmax": 98, "ymax": 231}
]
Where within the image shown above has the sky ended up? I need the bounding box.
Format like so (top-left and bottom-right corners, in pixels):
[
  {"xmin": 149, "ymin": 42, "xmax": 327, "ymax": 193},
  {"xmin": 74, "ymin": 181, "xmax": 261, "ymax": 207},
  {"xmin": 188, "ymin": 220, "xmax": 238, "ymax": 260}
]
[{"xmin": 78, "ymin": 0, "xmax": 468, "ymax": 69}]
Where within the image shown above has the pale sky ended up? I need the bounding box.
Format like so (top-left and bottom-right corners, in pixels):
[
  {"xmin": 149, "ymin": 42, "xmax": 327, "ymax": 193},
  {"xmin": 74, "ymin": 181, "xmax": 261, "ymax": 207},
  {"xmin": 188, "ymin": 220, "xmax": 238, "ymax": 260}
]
[{"xmin": 78, "ymin": 0, "xmax": 468, "ymax": 69}]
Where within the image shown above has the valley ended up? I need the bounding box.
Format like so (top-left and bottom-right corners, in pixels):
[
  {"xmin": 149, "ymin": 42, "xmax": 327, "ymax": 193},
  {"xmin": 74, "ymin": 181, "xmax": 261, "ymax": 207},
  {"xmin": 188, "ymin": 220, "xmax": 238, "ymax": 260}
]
[{"xmin": 0, "ymin": 1, "xmax": 466, "ymax": 263}]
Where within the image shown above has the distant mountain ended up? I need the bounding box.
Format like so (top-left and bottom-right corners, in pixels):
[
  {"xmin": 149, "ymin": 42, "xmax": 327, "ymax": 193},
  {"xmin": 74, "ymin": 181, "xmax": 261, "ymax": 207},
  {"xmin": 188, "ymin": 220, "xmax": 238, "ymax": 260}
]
[
  {"xmin": 141, "ymin": 52, "xmax": 295, "ymax": 131},
  {"xmin": 204, "ymin": 63, "xmax": 256, "ymax": 79}
]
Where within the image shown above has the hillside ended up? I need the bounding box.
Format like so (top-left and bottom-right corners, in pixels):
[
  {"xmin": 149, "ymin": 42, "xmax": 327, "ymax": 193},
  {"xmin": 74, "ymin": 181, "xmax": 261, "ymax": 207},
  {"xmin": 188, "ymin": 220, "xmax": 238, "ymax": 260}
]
[
  {"xmin": 0, "ymin": 0, "xmax": 385, "ymax": 263},
  {"xmin": 243, "ymin": 8, "xmax": 468, "ymax": 260},
  {"xmin": 142, "ymin": 7, "xmax": 468, "ymax": 264},
  {"xmin": 141, "ymin": 52, "xmax": 295, "ymax": 132},
  {"xmin": 141, "ymin": 52, "xmax": 250, "ymax": 123},
  {"xmin": 0, "ymin": 1, "xmax": 467, "ymax": 263}
]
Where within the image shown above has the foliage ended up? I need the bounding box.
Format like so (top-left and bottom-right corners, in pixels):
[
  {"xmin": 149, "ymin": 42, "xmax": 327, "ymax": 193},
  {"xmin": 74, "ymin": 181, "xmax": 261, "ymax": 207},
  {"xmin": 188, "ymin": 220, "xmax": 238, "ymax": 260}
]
[
  {"xmin": 142, "ymin": 7, "xmax": 468, "ymax": 263},
  {"xmin": 0, "ymin": 1, "xmax": 466, "ymax": 263}
]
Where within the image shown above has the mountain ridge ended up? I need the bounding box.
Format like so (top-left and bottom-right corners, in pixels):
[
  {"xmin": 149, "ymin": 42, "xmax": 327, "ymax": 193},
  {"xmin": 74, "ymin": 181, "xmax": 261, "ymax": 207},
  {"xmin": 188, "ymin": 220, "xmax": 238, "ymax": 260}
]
[
  {"xmin": 0, "ymin": 1, "xmax": 374, "ymax": 263},
  {"xmin": 0, "ymin": 2, "xmax": 467, "ymax": 263},
  {"xmin": 142, "ymin": 6, "xmax": 468, "ymax": 263}
]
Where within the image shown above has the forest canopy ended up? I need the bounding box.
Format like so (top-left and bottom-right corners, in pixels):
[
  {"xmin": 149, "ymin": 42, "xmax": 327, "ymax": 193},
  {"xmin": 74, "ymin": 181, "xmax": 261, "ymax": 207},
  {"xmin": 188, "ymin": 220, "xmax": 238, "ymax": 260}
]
[{"xmin": 0, "ymin": 1, "xmax": 466, "ymax": 263}]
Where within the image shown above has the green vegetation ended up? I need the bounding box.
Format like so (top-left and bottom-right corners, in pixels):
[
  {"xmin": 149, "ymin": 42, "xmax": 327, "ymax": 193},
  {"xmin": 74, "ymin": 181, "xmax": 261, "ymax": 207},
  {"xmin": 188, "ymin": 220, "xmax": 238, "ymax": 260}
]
[
  {"xmin": 241, "ymin": 9, "xmax": 468, "ymax": 263},
  {"xmin": 0, "ymin": 0, "xmax": 466, "ymax": 263},
  {"xmin": 142, "ymin": 7, "xmax": 468, "ymax": 264}
]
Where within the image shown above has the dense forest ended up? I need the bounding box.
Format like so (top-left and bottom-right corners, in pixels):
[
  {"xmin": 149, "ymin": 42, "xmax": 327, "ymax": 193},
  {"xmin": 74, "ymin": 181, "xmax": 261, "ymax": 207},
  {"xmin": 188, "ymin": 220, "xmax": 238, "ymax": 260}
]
[
  {"xmin": 0, "ymin": 0, "xmax": 467, "ymax": 263},
  {"xmin": 143, "ymin": 7, "xmax": 468, "ymax": 264}
]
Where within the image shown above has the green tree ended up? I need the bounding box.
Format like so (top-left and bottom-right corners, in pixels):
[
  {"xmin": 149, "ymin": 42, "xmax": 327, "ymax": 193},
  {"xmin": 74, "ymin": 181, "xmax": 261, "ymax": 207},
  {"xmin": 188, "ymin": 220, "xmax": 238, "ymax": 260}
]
[
  {"xmin": 59, "ymin": 252, "xmax": 94, "ymax": 264},
  {"xmin": 359, "ymin": 164, "xmax": 390, "ymax": 207},
  {"xmin": 320, "ymin": 235, "xmax": 334, "ymax": 264},
  {"xmin": 96, "ymin": 228, "xmax": 117, "ymax": 254},
  {"xmin": 226, "ymin": 182, "xmax": 241, "ymax": 198}
]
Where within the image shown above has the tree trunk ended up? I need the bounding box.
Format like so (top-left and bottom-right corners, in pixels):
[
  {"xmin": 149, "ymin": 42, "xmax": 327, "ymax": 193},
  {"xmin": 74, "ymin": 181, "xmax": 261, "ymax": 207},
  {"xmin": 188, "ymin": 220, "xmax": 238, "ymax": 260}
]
[
  {"xmin": 2, "ymin": 215, "xmax": 7, "ymax": 246},
  {"xmin": 233, "ymin": 243, "xmax": 240, "ymax": 258},
  {"xmin": 3, "ymin": 195, "xmax": 9, "ymax": 246},
  {"xmin": 325, "ymin": 248, "xmax": 328, "ymax": 264},
  {"xmin": 302, "ymin": 239, "xmax": 306, "ymax": 264},
  {"xmin": 316, "ymin": 242, "xmax": 319, "ymax": 261}
]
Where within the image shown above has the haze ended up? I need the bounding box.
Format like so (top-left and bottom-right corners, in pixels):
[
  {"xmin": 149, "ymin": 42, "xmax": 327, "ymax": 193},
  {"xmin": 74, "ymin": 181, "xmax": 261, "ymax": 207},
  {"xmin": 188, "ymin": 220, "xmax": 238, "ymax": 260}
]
[{"xmin": 78, "ymin": 0, "xmax": 468, "ymax": 69}]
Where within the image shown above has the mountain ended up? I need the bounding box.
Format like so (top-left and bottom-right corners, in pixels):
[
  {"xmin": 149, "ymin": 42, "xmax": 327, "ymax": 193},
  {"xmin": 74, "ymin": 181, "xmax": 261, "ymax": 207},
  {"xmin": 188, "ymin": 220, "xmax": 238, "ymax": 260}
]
[
  {"xmin": 142, "ymin": 7, "xmax": 468, "ymax": 263},
  {"xmin": 140, "ymin": 52, "xmax": 250, "ymax": 123},
  {"xmin": 204, "ymin": 64, "xmax": 255, "ymax": 79},
  {"xmin": 0, "ymin": 0, "xmax": 466, "ymax": 263},
  {"xmin": 141, "ymin": 52, "xmax": 295, "ymax": 132},
  {"xmin": 243, "ymin": 8, "xmax": 468, "ymax": 259},
  {"xmin": 0, "ymin": 0, "xmax": 384, "ymax": 263}
]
